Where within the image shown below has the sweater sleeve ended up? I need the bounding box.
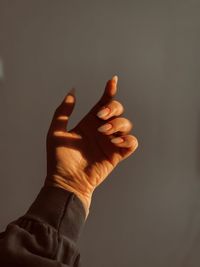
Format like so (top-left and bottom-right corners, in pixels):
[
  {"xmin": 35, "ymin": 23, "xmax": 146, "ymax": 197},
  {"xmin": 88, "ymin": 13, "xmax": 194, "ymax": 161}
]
[{"xmin": 0, "ymin": 185, "xmax": 87, "ymax": 267}]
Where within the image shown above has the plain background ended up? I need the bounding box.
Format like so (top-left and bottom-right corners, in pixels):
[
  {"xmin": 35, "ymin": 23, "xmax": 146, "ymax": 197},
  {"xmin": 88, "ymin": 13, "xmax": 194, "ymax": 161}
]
[{"xmin": 0, "ymin": 1, "xmax": 200, "ymax": 266}]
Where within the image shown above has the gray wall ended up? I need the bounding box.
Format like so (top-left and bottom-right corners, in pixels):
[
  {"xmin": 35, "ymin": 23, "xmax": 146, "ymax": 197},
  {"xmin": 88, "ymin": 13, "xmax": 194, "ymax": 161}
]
[{"xmin": 0, "ymin": 1, "xmax": 200, "ymax": 266}]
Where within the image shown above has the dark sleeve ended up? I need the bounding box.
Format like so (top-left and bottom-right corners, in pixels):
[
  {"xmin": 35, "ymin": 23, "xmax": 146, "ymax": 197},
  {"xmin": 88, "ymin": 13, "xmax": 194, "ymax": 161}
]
[{"xmin": 0, "ymin": 185, "xmax": 87, "ymax": 267}]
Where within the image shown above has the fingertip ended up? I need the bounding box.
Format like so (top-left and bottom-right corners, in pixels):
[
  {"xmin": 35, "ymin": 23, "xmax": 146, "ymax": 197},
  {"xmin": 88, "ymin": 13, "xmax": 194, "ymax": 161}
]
[
  {"xmin": 129, "ymin": 137, "xmax": 139, "ymax": 150},
  {"xmin": 112, "ymin": 75, "xmax": 118, "ymax": 84},
  {"xmin": 98, "ymin": 77, "xmax": 118, "ymax": 107},
  {"xmin": 108, "ymin": 75, "xmax": 118, "ymax": 97}
]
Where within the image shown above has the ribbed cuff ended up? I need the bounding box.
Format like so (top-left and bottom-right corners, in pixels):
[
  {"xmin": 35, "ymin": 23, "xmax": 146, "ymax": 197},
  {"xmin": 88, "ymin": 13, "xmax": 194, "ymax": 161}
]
[{"xmin": 24, "ymin": 185, "xmax": 86, "ymax": 243}]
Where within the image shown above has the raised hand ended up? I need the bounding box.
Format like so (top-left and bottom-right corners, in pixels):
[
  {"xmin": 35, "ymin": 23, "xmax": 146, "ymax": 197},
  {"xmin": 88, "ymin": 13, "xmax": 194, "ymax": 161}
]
[{"xmin": 44, "ymin": 76, "xmax": 139, "ymax": 217}]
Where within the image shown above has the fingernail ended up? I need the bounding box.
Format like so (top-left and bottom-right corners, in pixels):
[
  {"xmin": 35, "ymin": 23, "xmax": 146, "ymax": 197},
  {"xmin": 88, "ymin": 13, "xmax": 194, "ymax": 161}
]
[
  {"xmin": 65, "ymin": 88, "xmax": 76, "ymax": 103},
  {"xmin": 97, "ymin": 107, "xmax": 110, "ymax": 118},
  {"xmin": 111, "ymin": 137, "xmax": 124, "ymax": 144},
  {"xmin": 68, "ymin": 87, "xmax": 76, "ymax": 96},
  {"xmin": 112, "ymin": 75, "xmax": 118, "ymax": 84},
  {"xmin": 97, "ymin": 123, "xmax": 112, "ymax": 132}
]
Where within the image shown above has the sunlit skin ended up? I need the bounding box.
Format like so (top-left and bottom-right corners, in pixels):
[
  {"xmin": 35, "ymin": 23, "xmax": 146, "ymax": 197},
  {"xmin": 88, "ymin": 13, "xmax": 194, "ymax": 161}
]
[{"xmin": 44, "ymin": 76, "xmax": 139, "ymax": 218}]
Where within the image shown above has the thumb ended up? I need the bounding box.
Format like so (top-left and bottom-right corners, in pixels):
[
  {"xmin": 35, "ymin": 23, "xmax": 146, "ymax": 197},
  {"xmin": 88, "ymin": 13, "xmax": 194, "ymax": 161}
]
[
  {"xmin": 98, "ymin": 75, "xmax": 118, "ymax": 106},
  {"xmin": 49, "ymin": 88, "xmax": 76, "ymax": 132}
]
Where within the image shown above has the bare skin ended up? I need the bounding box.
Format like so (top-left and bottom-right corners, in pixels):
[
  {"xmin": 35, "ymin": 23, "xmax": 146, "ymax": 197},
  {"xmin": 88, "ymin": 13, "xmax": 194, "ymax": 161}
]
[{"xmin": 44, "ymin": 76, "xmax": 139, "ymax": 218}]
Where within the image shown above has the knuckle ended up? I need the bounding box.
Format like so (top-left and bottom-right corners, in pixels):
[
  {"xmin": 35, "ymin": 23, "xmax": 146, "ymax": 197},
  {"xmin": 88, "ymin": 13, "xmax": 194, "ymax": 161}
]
[
  {"xmin": 111, "ymin": 100, "xmax": 124, "ymax": 112},
  {"xmin": 122, "ymin": 117, "xmax": 133, "ymax": 128},
  {"xmin": 112, "ymin": 99, "xmax": 120, "ymax": 105}
]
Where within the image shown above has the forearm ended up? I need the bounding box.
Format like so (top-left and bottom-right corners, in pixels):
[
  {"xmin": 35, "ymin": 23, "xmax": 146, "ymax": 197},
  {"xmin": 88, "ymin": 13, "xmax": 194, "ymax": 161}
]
[{"xmin": 0, "ymin": 186, "xmax": 86, "ymax": 266}]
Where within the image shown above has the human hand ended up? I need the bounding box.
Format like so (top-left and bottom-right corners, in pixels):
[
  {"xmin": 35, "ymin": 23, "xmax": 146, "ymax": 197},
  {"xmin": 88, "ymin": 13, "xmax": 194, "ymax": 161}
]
[{"xmin": 44, "ymin": 76, "xmax": 139, "ymax": 217}]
